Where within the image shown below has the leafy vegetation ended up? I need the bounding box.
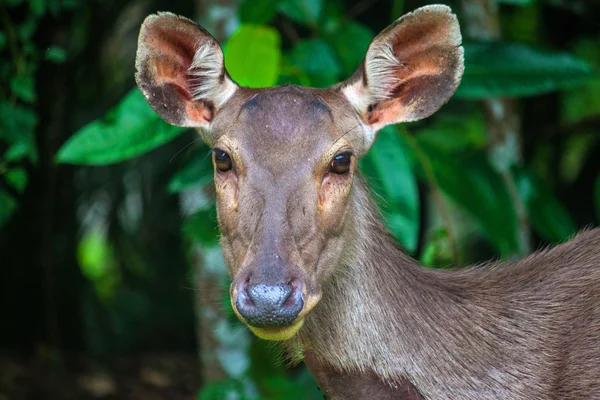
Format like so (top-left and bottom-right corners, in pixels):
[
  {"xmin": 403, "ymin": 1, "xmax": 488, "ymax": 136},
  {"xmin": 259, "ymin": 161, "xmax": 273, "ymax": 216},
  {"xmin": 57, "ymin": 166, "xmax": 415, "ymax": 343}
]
[{"xmin": 1, "ymin": 0, "xmax": 599, "ymax": 399}]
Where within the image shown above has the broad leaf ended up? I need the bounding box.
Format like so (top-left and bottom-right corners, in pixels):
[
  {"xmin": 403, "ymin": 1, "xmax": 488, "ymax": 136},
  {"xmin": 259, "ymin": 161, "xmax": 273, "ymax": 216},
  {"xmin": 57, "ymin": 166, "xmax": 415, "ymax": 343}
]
[
  {"xmin": 361, "ymin": 127, "xmax": 420, "ymax": 253},
  {"xmin": 417, "ymin": 143, "xmax": 519, "ymax": 256},
  {"xmin": 56, "ymin": 89, "xmax": 185, "ymax": 165},
  {"xmin": 516, "ymin": 169, "xmax": 576, "ymax": 243},
  {"xmin": 413, "ymin": 109, "xmax": 487, "ymax": 154},
  {"xmin": 457, "ymin": 41, "xmax": 593, "ymax": 99},
  {"xmin": 225, "ymin": 24, "xmax": 281, "ymax": 88}
]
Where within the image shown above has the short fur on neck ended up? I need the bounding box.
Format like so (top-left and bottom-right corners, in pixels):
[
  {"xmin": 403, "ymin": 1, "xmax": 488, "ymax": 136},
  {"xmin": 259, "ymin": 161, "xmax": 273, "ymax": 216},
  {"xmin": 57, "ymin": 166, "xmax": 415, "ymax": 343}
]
[{"xmin": 284, "ymin": 175, "xmax": 600, "ymax": 400}]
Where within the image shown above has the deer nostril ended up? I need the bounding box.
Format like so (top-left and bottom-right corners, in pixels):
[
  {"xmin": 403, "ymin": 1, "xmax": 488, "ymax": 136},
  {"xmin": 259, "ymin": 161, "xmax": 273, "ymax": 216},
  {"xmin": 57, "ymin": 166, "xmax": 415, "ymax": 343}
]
[{"xmin": 236, "ymin": 280, "xmax": 304, "ymax": 328}]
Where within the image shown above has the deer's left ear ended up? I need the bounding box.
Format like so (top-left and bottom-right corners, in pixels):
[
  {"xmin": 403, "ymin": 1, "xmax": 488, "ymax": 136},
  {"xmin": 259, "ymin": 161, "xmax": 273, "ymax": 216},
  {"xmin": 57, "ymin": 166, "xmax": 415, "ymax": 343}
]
[{"xmin": 339, "ymin": 5, "xmax": 464, "ymax": 138}]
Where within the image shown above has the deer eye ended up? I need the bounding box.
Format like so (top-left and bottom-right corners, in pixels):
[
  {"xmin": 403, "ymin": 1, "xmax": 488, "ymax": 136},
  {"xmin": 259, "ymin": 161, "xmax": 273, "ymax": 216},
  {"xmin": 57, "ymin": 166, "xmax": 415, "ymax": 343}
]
[
  {"xmin": 330, "ymin": 152, "xmax": 352, "ymax": 174},
  {"xmin": 213, "ymin": 148, "xmax": 233, "ymax": 172}
]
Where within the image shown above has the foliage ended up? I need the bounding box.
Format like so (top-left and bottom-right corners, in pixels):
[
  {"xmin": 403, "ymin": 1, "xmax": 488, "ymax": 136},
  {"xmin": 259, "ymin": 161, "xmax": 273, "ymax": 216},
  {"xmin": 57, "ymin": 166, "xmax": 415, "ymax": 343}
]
[
  {"xmin": 2, "ymin": 0, "xmax": 600, "ymax": 398},
  {"xmin": 457, "ymin": 41, "xmax": 593, "ymax": 99},
  {"xmin": 57, "ymin": 89, "xmax": 186, "ymax": 165}
]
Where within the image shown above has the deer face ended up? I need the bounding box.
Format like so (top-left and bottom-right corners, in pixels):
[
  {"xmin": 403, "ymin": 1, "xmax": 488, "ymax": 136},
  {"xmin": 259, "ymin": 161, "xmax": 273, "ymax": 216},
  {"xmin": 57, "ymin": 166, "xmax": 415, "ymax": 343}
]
[{"xmin": 135, "ymin": 6, "xmax": 463, "ymax": 340}]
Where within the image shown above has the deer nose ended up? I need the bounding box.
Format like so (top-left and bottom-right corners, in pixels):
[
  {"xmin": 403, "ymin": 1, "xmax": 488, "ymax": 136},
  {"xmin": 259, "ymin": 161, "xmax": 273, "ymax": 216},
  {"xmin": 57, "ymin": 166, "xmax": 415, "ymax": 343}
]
[{"xmin": 236, "ymin": 280, "xmax": 304, "ymax": 328}]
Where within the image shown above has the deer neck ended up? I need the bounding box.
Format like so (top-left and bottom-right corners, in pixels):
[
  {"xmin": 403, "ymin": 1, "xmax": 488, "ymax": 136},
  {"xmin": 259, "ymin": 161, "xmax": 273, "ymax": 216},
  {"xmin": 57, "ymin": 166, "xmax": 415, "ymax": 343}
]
[{"xmin": 288, "ymin": 176, "xmax": 498, "ymax": 389}]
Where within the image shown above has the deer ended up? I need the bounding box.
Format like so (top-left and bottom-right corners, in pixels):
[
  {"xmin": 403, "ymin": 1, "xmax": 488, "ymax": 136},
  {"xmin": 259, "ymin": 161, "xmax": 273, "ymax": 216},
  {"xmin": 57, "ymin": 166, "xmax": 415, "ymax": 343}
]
[{"xmin": 134, "ymin": 5, "xmax": 600, "ymax": 399}]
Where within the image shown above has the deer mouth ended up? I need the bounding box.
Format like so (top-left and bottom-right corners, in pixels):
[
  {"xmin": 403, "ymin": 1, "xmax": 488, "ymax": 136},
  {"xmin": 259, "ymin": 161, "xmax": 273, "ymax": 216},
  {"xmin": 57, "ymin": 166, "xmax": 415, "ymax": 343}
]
[{"xmin": 246, "ymin": 319, "xmax": 305, "ymax": 341}]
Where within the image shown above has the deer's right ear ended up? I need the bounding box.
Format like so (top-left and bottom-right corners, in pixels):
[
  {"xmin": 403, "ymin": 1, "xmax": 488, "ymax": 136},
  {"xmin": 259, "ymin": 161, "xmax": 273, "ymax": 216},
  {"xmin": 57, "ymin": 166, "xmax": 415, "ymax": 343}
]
[{"xmin": 135, "ymin": 12, "xmax": 237, "ymax": 129}]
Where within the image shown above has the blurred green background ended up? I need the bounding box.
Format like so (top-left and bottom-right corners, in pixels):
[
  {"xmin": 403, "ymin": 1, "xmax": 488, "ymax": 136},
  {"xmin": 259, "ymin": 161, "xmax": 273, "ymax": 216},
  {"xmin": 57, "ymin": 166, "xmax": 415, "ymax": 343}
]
[{"xmin": 1, "ymin": 0, "xmax": 599, "ymax": 398}]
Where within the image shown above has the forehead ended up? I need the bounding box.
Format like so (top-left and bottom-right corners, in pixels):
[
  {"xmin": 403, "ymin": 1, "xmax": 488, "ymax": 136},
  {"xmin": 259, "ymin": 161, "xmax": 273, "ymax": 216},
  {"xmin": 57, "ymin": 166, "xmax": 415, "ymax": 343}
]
[{"xmin": 228, "ymin": 86, "xmax": 339, "ymax": 173}]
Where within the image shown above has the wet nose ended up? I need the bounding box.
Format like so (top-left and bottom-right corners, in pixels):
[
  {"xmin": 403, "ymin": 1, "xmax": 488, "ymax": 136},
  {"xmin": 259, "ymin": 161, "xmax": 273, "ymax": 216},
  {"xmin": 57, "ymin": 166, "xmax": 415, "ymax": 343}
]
[{"xmin": 236, "ymin": 280, "xmax": 304, "ymax": 328}]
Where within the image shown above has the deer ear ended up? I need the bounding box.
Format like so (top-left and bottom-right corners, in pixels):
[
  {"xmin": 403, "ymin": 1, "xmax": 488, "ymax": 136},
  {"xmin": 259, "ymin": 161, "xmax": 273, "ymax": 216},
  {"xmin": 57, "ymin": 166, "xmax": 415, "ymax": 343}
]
[
  {"xmin": 340, "ymin": 5, "xmax": 464, "ymax": 137},
  {"xmin": 135, "ymin": 12, "xmax": 237, "ymax": 129}
]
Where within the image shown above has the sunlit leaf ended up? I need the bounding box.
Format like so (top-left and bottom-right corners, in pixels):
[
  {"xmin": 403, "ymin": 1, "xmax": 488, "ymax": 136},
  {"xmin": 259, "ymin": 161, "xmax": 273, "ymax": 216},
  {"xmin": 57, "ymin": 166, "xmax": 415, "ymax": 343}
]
[
  {"xmin": 457, "ymin": 41, "xmax": 593, "ymax": 99},
  {"xmin": 56, "ymin": 89, "xmax": 186, "ymax": 165},
  {"xmin": 361, "ymin": 126, "xmax": 419, "ymax": 253},
  {"xmin": 277, "ymin": 0, "xmax": 322, "ymax": 25},
  {"xmin": 516, "ymin": 169, "xmax": 576, "ymax": 243},
  {"xmin": 225, "ymin": 25, "xmax": 281, "ymax": 88}
]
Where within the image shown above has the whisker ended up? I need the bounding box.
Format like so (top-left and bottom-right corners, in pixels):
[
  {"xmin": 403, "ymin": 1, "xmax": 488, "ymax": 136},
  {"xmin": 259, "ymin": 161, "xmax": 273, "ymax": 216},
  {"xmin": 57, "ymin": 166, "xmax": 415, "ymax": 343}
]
[{"xmin": 169, "ymin": 137, "xmax": 204, "ymax": 163}]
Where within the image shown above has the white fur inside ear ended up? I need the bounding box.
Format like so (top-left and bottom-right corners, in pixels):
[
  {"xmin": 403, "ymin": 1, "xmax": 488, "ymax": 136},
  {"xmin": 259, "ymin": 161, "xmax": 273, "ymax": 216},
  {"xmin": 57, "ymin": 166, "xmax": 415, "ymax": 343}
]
[
  {"xmin": 189, "ymin": 43, "xmax": 237, "ymax": 108},
  {"xmin": 365, "ymin": 43, "xmax": 402, "ymax": 102},
  {"xmin": 341, "ymin": 80, "xmax": 378, "ymax": 147}
]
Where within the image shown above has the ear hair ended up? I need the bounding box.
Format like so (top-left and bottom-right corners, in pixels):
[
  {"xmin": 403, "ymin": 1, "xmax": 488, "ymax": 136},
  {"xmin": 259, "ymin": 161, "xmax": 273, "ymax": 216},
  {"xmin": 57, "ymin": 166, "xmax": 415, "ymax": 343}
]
[
  {"xmin": 189, "ymin": 42, "xmax": 237, "ymax": 108},
  {"xmin": 135, "ymin": 12, "xmax": 238, "ymax": 129},
  {"xmin": 339, "ymin": 5, "xmax": 464, "ymax": 137}
]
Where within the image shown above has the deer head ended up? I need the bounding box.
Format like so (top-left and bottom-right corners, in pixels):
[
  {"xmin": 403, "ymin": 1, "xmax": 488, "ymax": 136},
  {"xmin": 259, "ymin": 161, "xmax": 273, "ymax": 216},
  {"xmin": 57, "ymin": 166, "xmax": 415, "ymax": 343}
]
[{"xmin": 135, "ymin": 5, "xmax": 463, "ymax": 341}]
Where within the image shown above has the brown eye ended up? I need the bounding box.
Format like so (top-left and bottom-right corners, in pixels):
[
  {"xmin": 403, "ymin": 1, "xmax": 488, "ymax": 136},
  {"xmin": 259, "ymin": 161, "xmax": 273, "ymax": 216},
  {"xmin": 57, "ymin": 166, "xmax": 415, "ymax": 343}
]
[
  {"xmin": 213, "ymin": 148, "xmax": 233, "ymax": 172},
  {"xmin": 330, "ymin": 152, "xmax": 352, "ymax": 174}
]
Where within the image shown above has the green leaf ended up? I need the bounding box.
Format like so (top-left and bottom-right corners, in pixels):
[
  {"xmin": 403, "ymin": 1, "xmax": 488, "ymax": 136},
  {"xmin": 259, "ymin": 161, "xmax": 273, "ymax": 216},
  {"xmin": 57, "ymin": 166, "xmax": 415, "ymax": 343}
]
[
  {"xmin": 56, "ymin": 89, "xmax": 186, "ymax": 165},
  {"xmin": 516, "ymin": 169, "xmax": 576, "ymax": 243},
  {"xmin": 30, "ymin": 0, "xmax": 47, "ymax": 16},
  {"xmin": 277, "ymin": 0, "xmax": 322, "ymax": 26},
  {"xmin": 289, "ymin": 39, "xmax": 341, "ymax": 87},
  {"xmin": 0, "ymin": 102, "xmax": 38, "ymax": 163},
  {"xmin": 361, "ymin": 127, "xmax": 419, "ymax": 253},
  {"xmin": 168, "ymin": 149, "xmax": 214, "ymax": 193},
  {"xmin": 183, "ymin": 209, "xmax": 220, "ymax": 246},
  {"xmin": 0, "ymin": 190, "xmax": 17, "ymax": 229},
  {"xmin": 457, "ymin": 41, "xmax": 593, "ymax": 99},
  {"xmin": 11, "ymin": 73, "xmax": 36, "ymax": 103},
  {"xmin": 239, "ymin": 0, "xmax": 279, "ymax": 24},
  {"xmin": 326, "ymin": 21, "xmax": 373, "ymax": 74},
  {"xmin": 197, "ymin": 378, "xmax": 246, "ymax": 400},
  {"xmin": 45, "ymin": 46, "xmax": 67, "ymax": 63},
  {"xmin": 595, "ymin": 174, "xmax": 600, "ymax": 223},
  {"xmin": 413, "ymin": 109, "xmax": 487, "ymax": 154},
  {"xmin": 561, "ymin": 38, "xmax": 600, "ymax": 124},
  {"xmin": 224, "ymin": 24, "xmax": 281, "ymax": 88},
  {"xmin": 417, "ymin": 143, "xmax": 519, "ymax": 256},
  {"xmin": 5, "ymin": 168, "xmax": 28, "ymax": 193}
]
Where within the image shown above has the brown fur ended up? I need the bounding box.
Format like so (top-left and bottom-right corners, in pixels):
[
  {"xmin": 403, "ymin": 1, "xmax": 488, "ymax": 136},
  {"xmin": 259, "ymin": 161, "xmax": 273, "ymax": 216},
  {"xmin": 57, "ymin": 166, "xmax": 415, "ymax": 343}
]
[{"xmin": 134, "ymin": 5, "xmax": 600, "ymax": 399}]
